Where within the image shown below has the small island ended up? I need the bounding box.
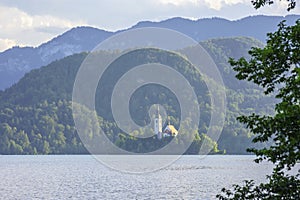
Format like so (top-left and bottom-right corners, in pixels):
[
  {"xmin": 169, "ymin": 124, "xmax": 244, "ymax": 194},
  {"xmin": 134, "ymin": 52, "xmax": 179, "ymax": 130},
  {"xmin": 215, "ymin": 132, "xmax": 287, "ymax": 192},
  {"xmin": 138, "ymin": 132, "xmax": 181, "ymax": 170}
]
[{"xmin": 154, "ymin": 106, "xmax": 178, "ymax": 140}]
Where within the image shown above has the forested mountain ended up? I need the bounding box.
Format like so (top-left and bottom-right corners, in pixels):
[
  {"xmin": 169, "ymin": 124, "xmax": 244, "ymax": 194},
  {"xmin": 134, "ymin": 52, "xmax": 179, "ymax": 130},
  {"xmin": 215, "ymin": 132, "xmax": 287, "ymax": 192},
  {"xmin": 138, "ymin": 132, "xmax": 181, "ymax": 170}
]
[
  {"xmin": 0, "ymin": 15, "xmax": 299, "ymax": 90},
  {"xmin": 0, "ymin": 37, "xmax": 276, "ymax": 155}
]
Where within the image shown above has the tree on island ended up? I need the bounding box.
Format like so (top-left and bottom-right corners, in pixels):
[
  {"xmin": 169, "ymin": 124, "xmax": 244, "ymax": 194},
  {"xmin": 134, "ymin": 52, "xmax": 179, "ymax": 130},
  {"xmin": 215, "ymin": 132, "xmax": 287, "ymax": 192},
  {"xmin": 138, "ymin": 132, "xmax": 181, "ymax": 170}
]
[{"xmin": 217, "ymin": 1, "xmax": 299, "ymax": 199}]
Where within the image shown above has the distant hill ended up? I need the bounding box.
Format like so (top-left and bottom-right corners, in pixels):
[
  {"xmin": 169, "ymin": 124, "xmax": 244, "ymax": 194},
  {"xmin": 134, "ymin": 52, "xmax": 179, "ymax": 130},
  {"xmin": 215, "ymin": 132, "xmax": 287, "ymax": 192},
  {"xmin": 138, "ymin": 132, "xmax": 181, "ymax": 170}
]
[
  {"xmin": 0, "ymin": 15, "xmax": 299, "ymax": 90},
  {"xmin": 0, "ymin": 27, "xmax": 112, "ymax": 90},
  {"xmin": 0, "ymin": 37, "xmax": 275, "ymax": 154},
  {"xmin": 130, "ymin": 15, "xmax": 299, "ymax": 41}
]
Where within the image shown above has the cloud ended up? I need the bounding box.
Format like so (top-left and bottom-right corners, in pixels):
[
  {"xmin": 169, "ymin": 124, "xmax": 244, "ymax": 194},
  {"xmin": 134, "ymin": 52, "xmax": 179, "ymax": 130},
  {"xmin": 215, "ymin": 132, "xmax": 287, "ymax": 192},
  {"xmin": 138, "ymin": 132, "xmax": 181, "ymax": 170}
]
[
  {"xmin": 157, "ymin": 0, "xmax": 249, "ymax": 9},
  {"xmin": 0, "ymin": 39, "xmax": 17, "ymax": 52},
  {"xmin": 0, "ymin": 6, "xmax": 85, "ymax": 31},
  {"xmin": 255, "ymin": 0, "xmax": 297, "ymax": 14},
  {"xmin": 204, "ymin": 0, "xmax": 248, "ymax": 10},
  {"xmin": 158, "ymin": 0, "xmax": 199, "ymax": 6},
  {"xmin": 0, "ymin": 6, "xmax": 87, "ymax": 49},
  {"xmin": 203, "ymin": 0, "xmax": 294, "ymax": 11}
]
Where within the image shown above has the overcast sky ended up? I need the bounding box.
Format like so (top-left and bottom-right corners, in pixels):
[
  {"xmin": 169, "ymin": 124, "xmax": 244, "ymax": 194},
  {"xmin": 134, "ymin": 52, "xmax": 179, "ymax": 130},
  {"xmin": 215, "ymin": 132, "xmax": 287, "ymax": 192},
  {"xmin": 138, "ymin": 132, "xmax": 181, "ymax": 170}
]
[{"xmin": 0, "ymin": 0, "xmax": 299, "ymax": 52}]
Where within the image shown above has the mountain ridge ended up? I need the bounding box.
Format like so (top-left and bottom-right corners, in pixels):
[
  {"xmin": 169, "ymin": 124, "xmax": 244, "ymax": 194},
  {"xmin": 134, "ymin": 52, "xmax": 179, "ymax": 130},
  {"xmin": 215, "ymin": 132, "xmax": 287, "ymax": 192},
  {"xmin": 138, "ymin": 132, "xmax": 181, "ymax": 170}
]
[{"xmin": 0, "ymin": 14, "xmax": 299, "ymax": 90}]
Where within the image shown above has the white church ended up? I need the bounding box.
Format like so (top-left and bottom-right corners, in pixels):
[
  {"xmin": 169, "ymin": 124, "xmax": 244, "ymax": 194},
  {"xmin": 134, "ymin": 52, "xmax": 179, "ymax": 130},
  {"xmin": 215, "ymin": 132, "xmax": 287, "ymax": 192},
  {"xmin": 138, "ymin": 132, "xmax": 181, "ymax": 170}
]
[{"xmin": 154, "ymin": 106, "xmax": 178, "ymax": 140}]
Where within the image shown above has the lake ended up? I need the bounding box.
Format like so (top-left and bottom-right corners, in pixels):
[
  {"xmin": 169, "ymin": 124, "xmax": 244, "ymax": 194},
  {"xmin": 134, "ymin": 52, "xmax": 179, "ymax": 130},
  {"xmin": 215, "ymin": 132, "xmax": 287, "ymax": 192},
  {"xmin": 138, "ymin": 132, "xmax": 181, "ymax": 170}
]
[{"xmin": 0, "ymin": 155, "xmax": 274, "ymax": 199}]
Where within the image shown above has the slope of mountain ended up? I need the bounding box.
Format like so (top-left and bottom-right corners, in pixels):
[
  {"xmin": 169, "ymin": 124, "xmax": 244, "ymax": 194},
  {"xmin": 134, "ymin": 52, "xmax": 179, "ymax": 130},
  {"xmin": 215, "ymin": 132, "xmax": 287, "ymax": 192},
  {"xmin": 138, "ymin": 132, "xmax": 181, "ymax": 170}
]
[
  {"xmin": 0, "ymin": 37, "xmax": 275, "ymax": 154},
  {"xmin": 0, "ymin": 15, "xmax": 299, "ymax": 90},
  {"xmin": 0, "ymin": 27, "xmax": 112, "ymax": 90}
]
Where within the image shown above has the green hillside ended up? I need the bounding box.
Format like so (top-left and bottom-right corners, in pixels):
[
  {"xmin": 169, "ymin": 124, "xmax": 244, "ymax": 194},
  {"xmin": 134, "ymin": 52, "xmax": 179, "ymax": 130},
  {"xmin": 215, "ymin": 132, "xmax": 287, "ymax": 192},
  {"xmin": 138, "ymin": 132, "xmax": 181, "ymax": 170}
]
[{"xmin": 0, "ymin": 37, "xmax": 275, "ymax": 154}]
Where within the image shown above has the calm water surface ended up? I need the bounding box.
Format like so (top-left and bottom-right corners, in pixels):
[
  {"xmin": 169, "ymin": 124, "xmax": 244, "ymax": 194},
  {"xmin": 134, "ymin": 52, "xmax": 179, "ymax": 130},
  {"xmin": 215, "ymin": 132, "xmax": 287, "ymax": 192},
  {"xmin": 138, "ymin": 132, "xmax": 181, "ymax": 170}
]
[{"xmin": 0, "ymin": 155, "xmax": 273, "ymax": 199}]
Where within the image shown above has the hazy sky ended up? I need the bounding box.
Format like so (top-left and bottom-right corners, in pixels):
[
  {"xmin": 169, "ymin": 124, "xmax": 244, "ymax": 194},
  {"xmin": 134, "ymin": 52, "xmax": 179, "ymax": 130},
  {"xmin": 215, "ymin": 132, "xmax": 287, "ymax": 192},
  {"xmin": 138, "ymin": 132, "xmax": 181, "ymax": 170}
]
[{"xmin": 0, "ymin": 0, "xmax": 299, "ymax": 52}]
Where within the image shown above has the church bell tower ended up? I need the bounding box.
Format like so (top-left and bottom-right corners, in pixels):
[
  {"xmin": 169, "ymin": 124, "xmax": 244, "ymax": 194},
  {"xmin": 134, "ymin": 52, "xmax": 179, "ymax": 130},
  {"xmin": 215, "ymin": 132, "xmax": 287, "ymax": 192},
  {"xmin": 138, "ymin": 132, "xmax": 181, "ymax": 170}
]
[{"xmin": 154, "ymin": 105, "xmax": 162, "ymax": 139}]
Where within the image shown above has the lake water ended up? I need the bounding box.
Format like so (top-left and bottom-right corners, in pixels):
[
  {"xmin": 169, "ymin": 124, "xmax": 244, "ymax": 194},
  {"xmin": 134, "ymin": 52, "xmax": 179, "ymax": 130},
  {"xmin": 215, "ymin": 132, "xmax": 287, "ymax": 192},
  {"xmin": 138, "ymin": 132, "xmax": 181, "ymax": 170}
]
[{"xmin": 0, "ymin": 155, "xmax": 274, "ymax": 200}]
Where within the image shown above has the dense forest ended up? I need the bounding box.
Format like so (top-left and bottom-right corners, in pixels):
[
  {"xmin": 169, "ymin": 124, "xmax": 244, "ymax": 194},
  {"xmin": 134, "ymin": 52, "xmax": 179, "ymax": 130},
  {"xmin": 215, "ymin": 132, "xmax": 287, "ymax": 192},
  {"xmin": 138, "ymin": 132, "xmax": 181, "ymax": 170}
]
[{"xmin": 0, "ymin": 37, "xmax": 275, "ymax": 154}]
